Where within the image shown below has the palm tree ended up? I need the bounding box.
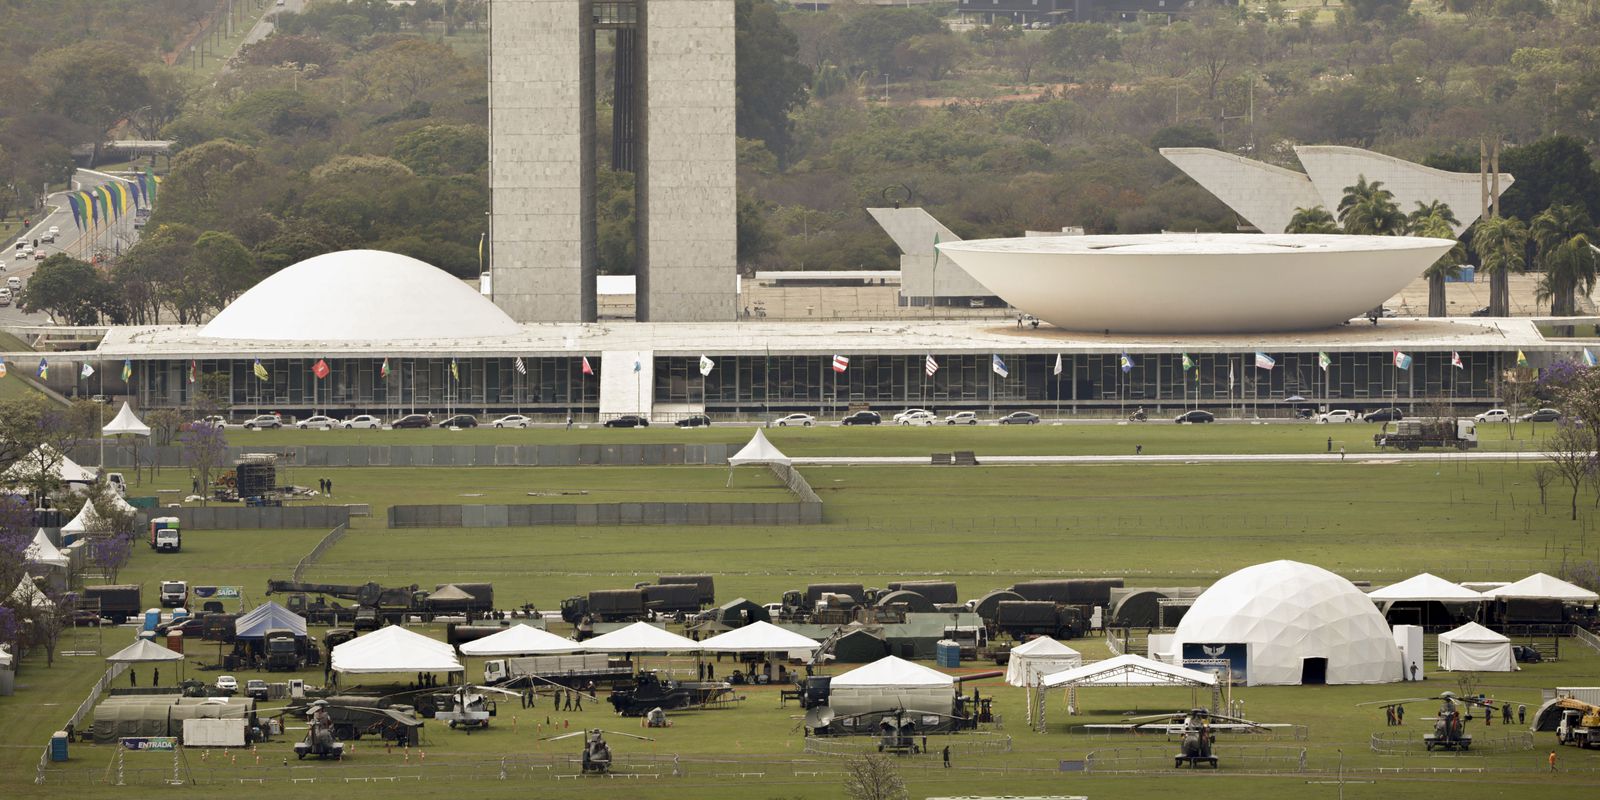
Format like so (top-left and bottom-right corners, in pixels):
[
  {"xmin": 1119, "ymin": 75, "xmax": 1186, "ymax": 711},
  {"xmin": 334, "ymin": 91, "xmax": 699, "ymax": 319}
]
[
  {"xmin": 1285, "ymin": 206, "xmax": 1339, "ymax": 234},
  {"xmin": 1408, "ymin": 202, "xmax": 1465, "ymax": 318},
  {"xmin": 1531, "ymin": 204, "xmax": 1598, "ymax": 330},
  {"xmin": 1406, "ymin": 200, "xmax": 1460, "ymax": 234},
  {"xmin": 1472, "ymin": 216, "xmax": 1528, "ymax": 317},
  {"xmin": 1337, "ymin": 176, "xmax": 1404, "ymax": 235}
]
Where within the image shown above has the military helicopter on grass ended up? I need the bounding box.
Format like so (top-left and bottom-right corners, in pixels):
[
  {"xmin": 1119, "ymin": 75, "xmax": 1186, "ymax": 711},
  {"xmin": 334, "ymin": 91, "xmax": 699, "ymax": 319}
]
[
  {"xmin": 1126, "ymin": 708, "xmax": 1267, "ymax": 768},
  {"xmin": 269, "ymin": 697, "xmax": 424, "ymax": 751},
  {"xmin": 541, "ymin": 728, "xmax": 656, "ymax": 774},
  {"xmin": 607, "ymin": 671, "xmax": 739, "ymax": 717},
  {"xmin": 293, "ymin": 701, "xmax": 345, "ymax": 760},
  {"xmin": 1359, "ymin": 692, "xmax": 1499, "ymax": 751},
  {"xmin": 431, "ymin": 684, "xmax": 523, "ymax": 731}
]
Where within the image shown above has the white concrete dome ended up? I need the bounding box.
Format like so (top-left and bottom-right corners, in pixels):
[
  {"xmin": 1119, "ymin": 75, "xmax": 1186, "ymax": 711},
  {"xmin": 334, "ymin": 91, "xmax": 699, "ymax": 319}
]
[
  {"xmin": 936, "ymin": 233, "xmax": 1456, "ymax": 334},
  {"xmin": 1172, "ymin": 560, "xmax": 1401, "ymax": 686},
  {"xmin": 200, "ymin": 250, "xmax": 521, "ymax": 341}
]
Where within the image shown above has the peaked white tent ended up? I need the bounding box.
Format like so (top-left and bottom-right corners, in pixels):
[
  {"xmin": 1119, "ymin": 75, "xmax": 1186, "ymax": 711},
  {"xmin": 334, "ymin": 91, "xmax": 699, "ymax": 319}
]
[
  {"xmin": 24, "ymin": 530, "xmax": 69, "ymax": 569},
  {"xmin": 1005, "ymin": 638, "xmax": 1083, "ymax": 687},
  {"xmin": 331, "ymin": 626, "xmax": 462, "ymax": 675},
  {"xmin": 1482, "ymin": 573, "xmax": 1599, "ymax": 602},
  {"xmin": 698, "ymin": 621, "xmax": 822, "ymax": 654},
  {"xmin": 101, "ymin": 402, "xmax": 151, "ymax": 436},
  {"xmin": 832, "ymin": 655, "xmax": 953, "ymax": 688},
  {"xmin": 11, "ymin": 576, "xmax": 53, "ymax": 609},
  {"xmin": 460, "ymin": 624, "xmax": 581, "ymax": 656},
  {"xmin": 61, "ymin": 500, "xmax": 108, "ymax": 536},
  {"xmin": 3, "ymin": 445, "xmax": 97, "ymax": 484},
  {"xmin": 1039, "ymin": 654, "xmax": 1217, "ymax": 689},
  {"xmin": 1368, "ymin": 573, "xmax": 1485, "ymax": 602},
  {"xmin": 581, "ymin": 621, "xmax": 701, "ymax": 653},
  {"xmin": 727, "ymin": 429, "xmax": 790, "ymax": 486},
  {"xmin": 106, "ymin": 638, "xmax": 184, "ymax": 664},
  {"xmin": 233, "ymin": 601, "xmax": 308, "ymax": 639},
  {"xmin": 1437, "ymin": 621, "xmax": 1516, "ymax": 672}
]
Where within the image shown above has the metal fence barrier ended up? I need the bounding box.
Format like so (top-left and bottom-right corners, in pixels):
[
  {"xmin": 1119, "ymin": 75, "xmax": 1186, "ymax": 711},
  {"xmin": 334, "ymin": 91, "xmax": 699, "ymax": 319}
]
[
  {"xmin": 802, "ymin": 732, "xmax": 1012, "ymax": 757},
  {"xmin": 1369, "ymin": 730, "xmax": 1534, "ymax": 755},
  {"xmin": 74, "ymin": 443, "xmax": 735, "ymax": 469},
  {"xmin": 164, "ymin": 506, "xmax": 352, "ymax": 530},
  {"xmin": 1084, "ymin": 744, "xmax": 1309, "ymax": 773},
  {"xmin": 291, "ymin": 523, "xmax": 348, "ymax": 583},
  {"xmin": 387, "ymin": 502, "xmax": 823, "ymax": 529},
  {"xmin": 37, "ymin": 662, "xmax": 126, "ymax": 784}
]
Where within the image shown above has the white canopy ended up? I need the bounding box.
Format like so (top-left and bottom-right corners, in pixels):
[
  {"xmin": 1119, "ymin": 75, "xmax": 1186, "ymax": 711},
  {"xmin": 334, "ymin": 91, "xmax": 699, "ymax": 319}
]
[
  {"xmin": 1437, "ymin": 622, "xmax": 1516, "ymax": 672},
  {"xmin": 331, "ymin": 626, "xmax": 463, "ymax": 674},
  {"xmin": 832, "ymin": 655, "xmax": 953, "ymax": 689},
  {"xmin": 61, "ymin": 500, "xmax": 108, "ymax": 535},
  {"xmin": 1367, "ymin": 573, "xmax": 1485, "ymax": 602},
  {"xmin": 1040, "ymin": 654, "xmax": 1217, "ymax": 688},
  {"xmin": 1005, "ymin": 637, "xmax": 1083, "ymax": 687},
  {"xmin": 460, "ymin": 624, "xmax": 582, "ymax": 656},
  {"xmin": 24, "ymin": 530, "xmax": 69, "ymax": 569},
  {"xmin": 697, "ymin": 621, "xmax": 822, "ymax": 653},
  {"xmin": 581, "ymin": 621, "xmax": 701, "ymax": 653},
  {"xmin": 105, "ymin": 492, "xmax": 138, "ymax": 517},
  {"xmin": 3, "ymin": 445, "xmax": 97, "ymax": 484},
  {"xmin": 106, "ymin": 638, "xmax": 184, "ymax": 664},
  {"xmin": 101, "ymin": 402, "xmax": 151, "ymax": 436},
  {"xmin": 728, "ymin": 429, "xmax": 790, "ymax": 467},
  {"xmin": 11, "ymin": 576, "xmax": 53, "ymax": 609},
  {"xmin": 1482, "ymin": 573, "xmax": 1599, "ymax": 602}
]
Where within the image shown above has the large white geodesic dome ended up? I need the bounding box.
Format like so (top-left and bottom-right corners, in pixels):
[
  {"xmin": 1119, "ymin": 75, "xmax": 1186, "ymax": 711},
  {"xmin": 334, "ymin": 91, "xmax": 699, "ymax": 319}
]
[{"xmin": 1172, "ymin": 560, "xmax": 1402, "ymax": 686}]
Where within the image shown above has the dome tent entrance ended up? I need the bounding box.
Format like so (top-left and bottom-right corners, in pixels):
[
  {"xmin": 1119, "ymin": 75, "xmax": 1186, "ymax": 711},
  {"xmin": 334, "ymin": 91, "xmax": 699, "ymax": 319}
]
[{"xmin": 1437, "ymin": 622, "xmax": 1516, "ymax": 672}]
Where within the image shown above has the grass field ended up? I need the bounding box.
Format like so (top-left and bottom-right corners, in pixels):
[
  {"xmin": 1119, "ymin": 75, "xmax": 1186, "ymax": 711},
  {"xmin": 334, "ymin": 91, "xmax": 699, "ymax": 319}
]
[{"xmin": 6, "ymin": 422, "xmax": 1600, "ymax": 797}]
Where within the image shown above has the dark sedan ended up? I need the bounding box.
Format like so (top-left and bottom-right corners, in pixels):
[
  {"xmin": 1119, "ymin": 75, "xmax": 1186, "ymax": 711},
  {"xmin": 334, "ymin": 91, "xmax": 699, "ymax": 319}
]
[
  {"xmin": 604, "ymin": 415, "xmax": 650, "ymax": 428},
  {"xmin": 1362, "ymin": 407, "xmax": 1404, "ymax": 423},
  {"xmin": 1520, "ymin": 408, "xmax": 1562, "ymax": 423},
  {"xmin": 841, "ymin": 411, "xmax": 881, "ymax": 426},
  {"xmin": 675, "ymin": 414, "xmax": 712, "ymax": 428},
  {"xmin": 1174, "ymin": 410, "xmax": 1215, "ymax": 424},
  {"xmin": 997, "ymin": 411, "xmax": 1041, "ymax": 425},
  {"xmin": 437, "ymin": 414, "xmax": 479, "ymax": 428},
  {"xmin": 391, "ymin": 414, "xmax": 431, "ymax": 429}
]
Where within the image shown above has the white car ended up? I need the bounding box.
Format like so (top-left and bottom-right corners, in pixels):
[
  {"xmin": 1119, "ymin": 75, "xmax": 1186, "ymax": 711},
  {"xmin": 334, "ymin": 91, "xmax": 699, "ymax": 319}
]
[
  {"xmin": 7, "ymin": 276, "xmax": 20, "ymax": 290},
  {"xmin": 215, "ymin": 675, "xmax": 238, "ymax": 694},
  {"xmin": 892, "ymin": 408, "xmax": 931, "ymax": 423},
  {"xmin": 774, "ymin": 413, "xmax": 815, "ymax": 427},
  {"xmin": 491, "ymin": 414, "xmax": 532, "ymax": 428},
  {"xmin": 40, "ymin": 230, "xmax": 55, "ymax": 243},
  {"xmin": 1318, "ymin": 410, "xmax": 1358, "ymax": 424},
  {"xmin": 343, "ymin": 414, "xmax": 383, "ymax": 429},
  {"xmin": 945, "ymin": 411, "xmax": 978, "ymax": 425},
  {"xmin": 898, "ymin": 411, "xmax": 937, "ymax": 426},
  {"xmin": 296, "ymin": 415, "xmax": 340, "ymax": 430},
  {"xmin": 193, "ymin": 415, "xmax": 228, "ymax": 428},
  {"xmin": 242, "ymin": 414, "xmax": 283, "ymax": 429},
  {"xmin": 1475, "ymin": 408, "xmax": 1510, "ymax": 423}
]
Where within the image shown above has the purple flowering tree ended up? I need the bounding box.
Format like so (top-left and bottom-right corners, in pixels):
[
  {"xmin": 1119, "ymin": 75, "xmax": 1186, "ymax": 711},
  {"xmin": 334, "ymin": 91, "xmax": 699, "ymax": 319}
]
[{"xmin": 180, "ymin": 421, "xmax": 228, "ymax": 506}]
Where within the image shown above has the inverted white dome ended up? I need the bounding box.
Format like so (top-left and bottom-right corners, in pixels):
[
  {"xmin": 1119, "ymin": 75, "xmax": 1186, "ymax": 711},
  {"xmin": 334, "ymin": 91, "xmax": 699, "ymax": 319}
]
[
  {"xmin": 1172, "ymin": 560, "xmax": 1401, "ymax": 686},
  {"xmin": 200, "ymin": 250, "xmax": 521, "ymax": 342}
]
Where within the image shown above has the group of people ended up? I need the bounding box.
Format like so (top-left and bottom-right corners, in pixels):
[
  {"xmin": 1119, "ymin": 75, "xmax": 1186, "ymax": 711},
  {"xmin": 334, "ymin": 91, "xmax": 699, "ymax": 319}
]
[
  {"xmin": 519, "ymin": 683, "xmax": 595, "ymax": 712},
  {"xmin": 318, "ymin": 477, "xmax": 335, "ymax": 496}
]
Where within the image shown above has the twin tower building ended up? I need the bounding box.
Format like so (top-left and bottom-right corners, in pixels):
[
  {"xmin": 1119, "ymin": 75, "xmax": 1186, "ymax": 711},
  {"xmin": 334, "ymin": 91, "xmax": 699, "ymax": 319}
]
[{"xmin": 489, "ymin": 0, "xmax": 737, "ymax": 323}]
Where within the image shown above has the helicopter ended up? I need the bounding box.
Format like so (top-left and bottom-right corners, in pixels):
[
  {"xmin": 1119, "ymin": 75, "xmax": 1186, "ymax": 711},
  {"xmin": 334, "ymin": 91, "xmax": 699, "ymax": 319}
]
[
  {"xmin": 429, "ymin": 684, "xmax": 522, "ymax": 731},
  {"xmin": 803, "ymin": 705, "xmax": 972, "ymax": 751},
  {"xmin": 271, "ymin": 697, "xmax": 424, "ymax": 747},
  {"xmin": 541, "ymin": 728, "xmax": 656, "ymax": 774},
  {"xmin": 1359, "ymin": 692, "xmax": 1499, "ymax": 751},
  {"xmin": 607, "ymin": 671, "xmax": 739, "ymax": 717},
  {"xmin": 1127, "ymin": 708, "xmax": 1267, "ymax": 768},
  {"xmin": 293, "ymin": 701, "xmax": 345, "ymax": 760}
]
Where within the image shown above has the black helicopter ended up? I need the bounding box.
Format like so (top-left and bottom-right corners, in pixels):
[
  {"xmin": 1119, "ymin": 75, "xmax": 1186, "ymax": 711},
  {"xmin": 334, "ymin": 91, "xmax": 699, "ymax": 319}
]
[
  {"xmin": 542, "ymin": 728, "xmax": 656, "ymax": 774},
  {"xmin": 804, "ymin": 706, "xmax": 972, "ymax": 751},
  {"xmin": 271, "ymin": 697, "xmax": 424, "ymax": 747},
  {"xmin": 1360, "ymin": 692, "xmax": 1499, "ymax": 751},
  {"xmin": 1127, "ymin": 708, "xmax": 1267, "ymax": 768},
  {"xmin": 607, "ymin": 671, "xmax": 737, "ymax": 717}
]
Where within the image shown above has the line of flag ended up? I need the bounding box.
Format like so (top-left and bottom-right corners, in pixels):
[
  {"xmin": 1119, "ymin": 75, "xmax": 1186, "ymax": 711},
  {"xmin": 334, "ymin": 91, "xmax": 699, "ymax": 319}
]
[
  {"xmin": 37, "ymin": 358, "xmax": 47, "ymax": 379},
  {"xmin": 513, "ymin": 356, "xmax": 526, "ymax": 376},
  {"xmin": 699, "ymin": 355, "xmax": 715, "ymax": 377},
  {"xmin": 1392, "ymin": 350, "xmax": 1412, "ymax": 371},
  {"xmin": 832, "ymin": 355, "xmax": 849, "ymax": 373},
  {"xmin": 925, "ymin": 355, "xmax": 939, "ymax": 377},
  {"xmin": 1119, "ymin": 353, "xmax": 1134, "ymax": 373},
  {"xmin": 82, "ymin": 362, "xmax": 95, "ymax": 380},
  {"xmin": 1255, "ymin": 352, "xmax": 1276, "ymax": 370},
  {"xmin": 63, "ymin": 175, "xmax": 157, "ymax": 231},
  {"xmin": 1585, "ymin": 349, "xmax": 1597, "ymax": 368},
  {"xmin": 991, "ymin": 354, "xmax": 1009, "ymax": 378}
]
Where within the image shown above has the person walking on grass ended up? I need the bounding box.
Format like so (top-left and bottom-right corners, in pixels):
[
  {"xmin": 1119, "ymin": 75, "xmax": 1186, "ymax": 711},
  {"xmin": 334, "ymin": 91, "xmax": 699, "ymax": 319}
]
[
  {"xmin": 1340, "ymin": 446, "xmax": 1346, "ymax": 461},
  {"xmin": 1395, "ymin": 704, "xmax": 1404, "ymax": 725}
]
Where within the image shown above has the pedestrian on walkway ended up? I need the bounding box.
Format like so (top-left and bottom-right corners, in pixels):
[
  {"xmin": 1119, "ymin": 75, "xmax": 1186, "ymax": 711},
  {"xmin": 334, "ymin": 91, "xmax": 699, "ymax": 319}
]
[
  {"xmin": 942, "ymin": 745, "xmax": 951, "ymax": 768},
  {"xmin": 1503, "ymin": 702, "xmax": 1512, "ymax": 724},
  {"xmin": 1519, "ymin": 704, "xmax": 1527, "ymax": 725},
  {"xmin": 129, "ymin": 668, "xmax": 137, "ymax": 687},
  {"xmin": 1340, "ymin": 446, "xmax": 1346, "ymax": 461},
  {"xmin": 1385, "ymin": 706, "xmax": 1395, "ymax": 726},
  {"xmin": 153, "ymin": 668, "xmax": 159, "ymax": 686},
  {"xmin": 326, "ymin": 478, "xmax": 333, "ymax": 497},
  {"xmin": 1395, "ymin": 704, "xmax": 1404, "ymax": 725},
  {"xmin": 1549, "ymin": 750, "xmax": 1558, "ymax": 771},
  {"xmin": 575, "ymin": 690, "xmax": 583, "ymax": 711}
]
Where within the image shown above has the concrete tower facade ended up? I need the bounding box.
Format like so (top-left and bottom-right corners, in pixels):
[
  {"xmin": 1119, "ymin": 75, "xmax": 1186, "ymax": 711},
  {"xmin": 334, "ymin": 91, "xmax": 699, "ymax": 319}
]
[{"xmin": 489, "ymin": 0, "xmax": 736, "ymax": 323}]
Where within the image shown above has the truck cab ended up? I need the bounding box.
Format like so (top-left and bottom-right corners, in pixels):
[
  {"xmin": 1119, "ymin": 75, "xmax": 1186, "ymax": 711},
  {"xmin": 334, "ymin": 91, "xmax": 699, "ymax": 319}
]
[
  {"xmin": 483, "ymin": 659, "xmax": 511, "ymax": 684},
  {"xmin": 149, "ymin": 517, "xmax": 181, "ymax": 552},
  {"xmin": 106, "ymin": 472, "xmax": 127, "ymax": 497},
  {"xmin": 265, "ymin": 629, "xmax": 302, "ymax": 671},
  {"xmin": 159, "ymin": 580, "xmax": 188, "ymax": 608}
]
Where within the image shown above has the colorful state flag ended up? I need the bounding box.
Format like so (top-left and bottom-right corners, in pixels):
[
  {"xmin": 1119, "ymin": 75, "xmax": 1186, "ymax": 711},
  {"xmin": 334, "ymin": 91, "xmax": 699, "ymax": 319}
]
[
  {"xmin": 313, "ymin": 359, "xmax": 330, "ymax": 379},
  {"xmin": 1516, "ymin": 350, "xmax": 1529, "ymax": 367},
  {"xmin": 513, "ymin": 356, "xmax": 526, "ymax": 376},
  {"xmin": 253, "ymin": 359, "xmax": 269, "ymax": 381},
  {"xmin": 1181, "ymin": 354, "xmax": 1194, "ymax": 372},
  {"xmin": 1452, "ymin": 351, "xmax": 1465, "ymax": 370},
  {"xmin": 992, "ymin": 354, "xmax": 1009, "ymax": 378},
  {"xmin": 37, "ymin": 358, "xmax": 47, "ymax": 379},
  {"xmin": 1393, "ymin": 350, "xmax": 1413, "ymax": 370},
  {"xmin": 633, "ymin": 358, "xmax": 641, "ymax": 373},
  {"xmin": 82, "ymin": 363, "xmax": 95, "ymax": 379},
  {"xmin": 122, "ymin": 359, "xmax": 132, "ymax": 382},
  {"xmin": 450, "ymin": 358, "xmax": 459, "ymax": 382},
  {"xmin": 380, "ymin": 358, "xmax": 391, "ymax": 379},
  {"xmin": 832, "ymin": 354, "xmax": 849, "ymax": 373},
  {"xmin": 925, "ymin": 355, "xmax": 939, "ymax": 377},
  {"xmin": 1053, "ymin": 353, "xmax": 1064, "ymax": 376},
  {"xmin": 1119, "ymin": 353, "xmax": 1134, "ymax": 373},
  {"xmin": 186, "ymin": 360, "xmax": 196, "ymax": 384},
  {"xmin": 699, "ymin": 355, "xmax": 715, "ymax": 377},
  {"xmin": 1585, "ymin": 349, "xmax": 1597, "ymax": 368},
  {"xmin": 1255, "ymin": 352, "xmax": 1276, "ymax": 370},
  {"xmin": 581, "ymin": 356, "xmax": 594, "ymax": 376},
  {"xmin": 0, "ymin": 362, "xmax": 7, "ymax": 378},
  {"xmin": 1318, "ymin": 352, "xmax": 1331, "ymax": 372}
]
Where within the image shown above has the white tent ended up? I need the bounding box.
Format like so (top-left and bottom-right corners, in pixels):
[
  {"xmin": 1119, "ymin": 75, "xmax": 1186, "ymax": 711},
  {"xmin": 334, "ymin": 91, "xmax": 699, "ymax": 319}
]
[
  {"xmin": 1437, "ymin": 621, "xmax": 1516, "ymax": 672},
  {"xmin": 11, "ymin": 576, "xmax": 53, "ymax": 609},
  {"xmin": 1367, "ymin": 573, "xmax": 1485, "ymax": 602},
  {"xmin": 101, "ymin": 402, "xmax": 151, "ymax": 436},
  {"xmin": 104, "ymin": 492, "xmax": 138, "ymax": 517},
  {"xmin": 3, "ymin": 445, "xmax": 97, "ymax": 484},
  {"xmin": 24, "ymin": 530, "xmax": 69, "ymax": 569},
  {"xmin": 1171, "ymin": 560, "xmax": 1402, "ymax": 685},
  {"xmin": 106, "ymin": 638, "xmax": 184, "ymax": 664},
  {"xmin": 726, "ymin": 429, "xmax": 790, "ymax": 486},
  {"xmin": 581, "ymin": 621, "xmax": 701, "ymax": 653},
  {"xmin": 1482, "ymin": 573, "xmax": 1599, "ymax": 602},
  {"xmin": 1039, "ymin": 654, "xmax": 1217, "ymax": 689},
  {"xmin": 832, "ymin": 655, "xmax": 953, "ymax": 689},
  {"xmin": 331, "ymin": 626, "xmax": 463, "ymax": 674},
  {"xmin": 60, "ymin": 500, "xmax": 108, "ymax": 536},
  {"xmin": 1005, "ymin": 637, "xmax": 1083, "ymax": 687},
  {"xmin": 460, "ymin": 624, "xmax": 581, "ymax": 656},
  {"xmin": 697, "ymin": 621, "xmax": 821, "ymax": 654}
]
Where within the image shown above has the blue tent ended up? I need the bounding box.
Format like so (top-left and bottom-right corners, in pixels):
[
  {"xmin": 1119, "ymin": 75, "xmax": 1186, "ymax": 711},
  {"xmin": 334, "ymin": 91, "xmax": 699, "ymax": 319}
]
[{"xmin": 233, "ymin": 601, "xmax": 307, "ymax": 639}]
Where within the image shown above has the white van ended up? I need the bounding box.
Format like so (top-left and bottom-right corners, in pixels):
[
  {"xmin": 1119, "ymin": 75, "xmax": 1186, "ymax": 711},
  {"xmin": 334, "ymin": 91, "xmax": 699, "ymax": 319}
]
[{"xmin": 6, "ymin": 276, "xmax": 19, "ymax": 290}]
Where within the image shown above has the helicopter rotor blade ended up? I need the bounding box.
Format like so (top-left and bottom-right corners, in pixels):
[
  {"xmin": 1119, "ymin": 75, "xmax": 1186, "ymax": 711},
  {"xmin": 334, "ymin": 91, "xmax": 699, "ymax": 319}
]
[
  {"xmin": 1355, "ymin": 698, "xmax": 1434, "ymax": 707},
  {"xmin": 541, "ymin": 731, "xmax": 588, "ymax": 742}
]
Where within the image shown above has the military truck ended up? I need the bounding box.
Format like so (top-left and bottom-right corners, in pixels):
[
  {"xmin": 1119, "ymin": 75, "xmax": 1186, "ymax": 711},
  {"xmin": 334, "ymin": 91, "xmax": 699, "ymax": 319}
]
[
  {"xmin": 1374, "ymin": 418, "xmax": 1478, "ymax": 451},
  {"xmin": 83, "ymin": 584, "xmax": 142, "ymax": 624},
  {"xmin": 264, "ymin": 629, "xmax": 302, "ymax": 672},
  {"xmin": 994, "ymin": 600, "xmax": 1087, "ymax": 640},
  {"xmin": 482, "ymin": 653, "xmax": 631, "ymax": 687},
  {"xmin": 561, "ymin": 589, "xmax": 647, "ymax": 624}
]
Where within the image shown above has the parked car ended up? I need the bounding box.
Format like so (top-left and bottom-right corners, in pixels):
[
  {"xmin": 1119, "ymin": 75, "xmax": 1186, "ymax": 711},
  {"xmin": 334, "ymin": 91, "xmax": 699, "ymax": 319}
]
[
  {"xmin": 38, "ymin": 229, "xmax": 54, "ymax": 243},
  {"xmin": 193, "ymin": 415, "xmax": 228, "ymax": 428},
  {"xmin": 944, "ymin": 411, "xmax": 978, "ymax": 425},
  {"xmin": 774, "ymin": 413, "xmax": 815, "ymax": 427},
  {"xmin": 1511, "ymin": 644, "xmax": 1544, "ymax": 663},
  {"xmin": 1318, "ymin": 409, "xmax": 1358, "ymax": 424},
  {"xmin": 391, "ymin": 414, "xmax": 431, "ymax": 429},
  {"xmin": 438, "ymin": 414, "xmax": 478, "ymax": 428},
  {"xmin": 1520, "ymin": 408, "xmax": 1562, "ymax": 423},
  {"xmin": 892, "ymin": 408, "xmax": 930, "ymax": 424},
  {"xmin": 604, "ymin": 415, "xmax": 650, "ymax": 428},
  {"xmin": 6, "ymin": 276, "xmax": 19, "ymax": 290},
  {"xmin": 32, "ymin": 250, "xmax": 44, "ymax": 260},
  {"xmin": 840, "ymin": 411, "xmax": 881, "ymax": 426},
  {"xmin": 245, "ymin": 679, "xmax": 270, "ymax": 701},
  {"xmin": 492, "ymin": 414, "xmax": 532, "ymax": 428},
  {"xmin": 296, "ymin": 415, "xmax": 340, "ymax": 430},
  {"xmin": 1362, "ymin": 408, "xmax": 1404, "ymax": 423},
  {"xmin": 215, "ymin": 675, "xmax": 238, "ymax": 694},
  {"xmin": 997, "ymin": 411, "xmax": 1040, "ymax": 425},
  {"xmin": 898, "ymin": 411, "xmax": 937, "ymax": 426},
  {"xmin": 1174, "ymin": 410, "xmax": 1216, "ymax": 424},
  {"xmin": 1475, "ymin": 408, "xmax": 1510, "ymax": 423},
  {"xmin": 343, "ymin": 414, "xmax": 383, "ymax": 429},
  {"xmin": 241, "ymin": 414, "xmax": 282, "ymax": 429},
  {"xmin": 675, "ymin": 414, "xmax": 712, "ymax": 428}
]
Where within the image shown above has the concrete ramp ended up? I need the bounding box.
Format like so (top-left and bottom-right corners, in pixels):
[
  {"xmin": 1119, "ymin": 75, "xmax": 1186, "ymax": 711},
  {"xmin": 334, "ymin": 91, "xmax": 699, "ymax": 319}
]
[{"xmin": 599, "ymin": 350, "xmax": 654, "ymax": 418}]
